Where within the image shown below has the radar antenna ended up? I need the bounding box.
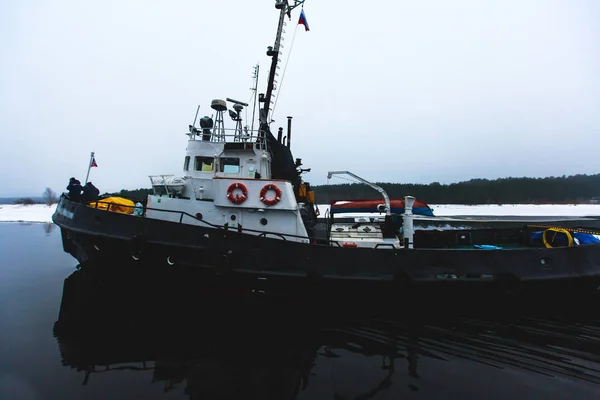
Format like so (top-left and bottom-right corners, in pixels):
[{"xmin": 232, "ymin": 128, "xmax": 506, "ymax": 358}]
[{"xmin": 227, "ymin": 98, "xmax": 249, "ymax": 142}]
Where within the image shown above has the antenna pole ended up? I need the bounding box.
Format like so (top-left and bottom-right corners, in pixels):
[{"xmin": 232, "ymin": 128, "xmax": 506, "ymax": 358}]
[
  {"xmin": 188, "ymin": 105, "xmax": 201, "ymax": 139},
  {"xmin": 251, "ymin": 64, "xmax": 259, "ymax": 133},
  {"xmin": 261, "ymin": 0, "xmax": 304, "ymax": 125}
]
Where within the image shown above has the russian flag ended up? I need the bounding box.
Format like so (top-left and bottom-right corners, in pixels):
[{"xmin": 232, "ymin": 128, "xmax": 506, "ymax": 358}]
[{"xmin": 298, "ymin": 9, "xmax": 309, "ymax": 31}]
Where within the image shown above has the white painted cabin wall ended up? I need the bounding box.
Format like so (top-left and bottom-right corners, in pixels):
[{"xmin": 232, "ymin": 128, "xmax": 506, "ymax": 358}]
[
  {"xmin": 145, "ymin": 193, "xmax": 309, "ymax": 243},
  {"xmin": 183, "ymin": 141, "xmax": 271, "ymax": 182},
  {"xmin": 145, "ymin": 135, "xmax": 306, "ymax": 241},
  {"xmin": 181, "ymin": 140, "xmax": 273, "ymax": 201},
  {"xmin": 212, "ymin": 179, "xmax": 297, "ymax": 210}
]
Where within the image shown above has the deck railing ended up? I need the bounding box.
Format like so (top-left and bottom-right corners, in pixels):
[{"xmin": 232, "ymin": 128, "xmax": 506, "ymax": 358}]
[
  {"xmin": 188, "ymin": 128, "xmax": 269, "ymax": 150},
  {"xmin": 61, "ymin": 195, "xmax": 411, "ymax": 248},
  {"xmin": 73, "ymin": 195, "xmax": 311, "ymax": 242}
]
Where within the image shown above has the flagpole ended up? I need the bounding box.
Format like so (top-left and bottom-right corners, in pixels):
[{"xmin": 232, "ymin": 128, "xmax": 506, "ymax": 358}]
[{"xmin": 85, "ymin": 151, "xmax": 94, "ymax": 185}]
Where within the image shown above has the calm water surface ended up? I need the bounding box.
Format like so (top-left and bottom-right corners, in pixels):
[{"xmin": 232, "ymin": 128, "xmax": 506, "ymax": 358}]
[{"xmin": 1, "ymin": 223, "xmax": 600, "ymax": 399}]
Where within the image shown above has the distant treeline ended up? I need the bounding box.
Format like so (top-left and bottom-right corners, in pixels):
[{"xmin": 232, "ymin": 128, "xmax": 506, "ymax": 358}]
[
  {"xmin": 110, "ymin": 174, "xmax": 600, "ymax": 205},
  {"xmin": 0, "ymin": 197, "xmax": 44, "ymax": 205},
  {"xmin": 312, "ymin": 174, "xmax": 600, "ymax": 204},
  {"xmin": 110, "ymin": 188, "xmax": 152, "ymax": 202}
]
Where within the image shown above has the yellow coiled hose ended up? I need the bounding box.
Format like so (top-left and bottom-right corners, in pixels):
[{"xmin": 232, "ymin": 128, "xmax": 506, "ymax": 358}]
[{"xmin": 542, "ymin": 228, "xmax": 574, "ymax": 248}]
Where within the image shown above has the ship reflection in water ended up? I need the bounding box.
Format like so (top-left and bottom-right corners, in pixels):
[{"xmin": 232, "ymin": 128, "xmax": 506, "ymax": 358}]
[{"xmin": 54, "ymin": 265, "xmax": 600, "ymax": 399}]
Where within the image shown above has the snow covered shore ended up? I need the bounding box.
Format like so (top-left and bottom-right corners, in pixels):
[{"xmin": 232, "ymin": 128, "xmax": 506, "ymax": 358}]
[
  {"xmin": 1, "ymin": 203, "xmax": 600, "ymax": 224},
  {"xmin": 320, "ymin": 203, "xmax": 600, "ymax": 218},
  {"xmin": 425, "ymin": 203, "xmax": 600, "ymax": 217},
  {"xmin": 0, "ymin": 204, "xmax": 57, "ymax": 223}
]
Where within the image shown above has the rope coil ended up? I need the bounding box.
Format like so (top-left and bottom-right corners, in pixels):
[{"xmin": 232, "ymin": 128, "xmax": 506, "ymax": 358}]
[{"xmin": 541, "ymin": 228, "xmax": 574, "ymax": 248}]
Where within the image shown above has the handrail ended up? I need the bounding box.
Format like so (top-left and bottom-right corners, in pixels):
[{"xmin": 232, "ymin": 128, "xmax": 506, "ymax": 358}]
[
  {"xmin": 258, "ymin": 232, "xmax": 287, "ymax": 241},
  {"xmin": 63, "ymin": 195, "xmax": 407, "ymax": 246},
  {"xmin": 147, "ymin": 205, "xmax": 311, "ymax": 240},
  {"xmin": 187, "ymin": 128, "xmax": 268, "ymax": 149},
  {"xmin": 188, "ymin": 127, "xmax": 265, "ymax": 135},
  {"xmin": 374, "ymin": 243, "xmax": 397, "ymax": 249},
  {"xmin": 76, "ymin": 196, "xmax": 225, "ymax": 230},
  {"xmin": 68, "ymin": 195, "xmax": 312, "ymax": 241}
]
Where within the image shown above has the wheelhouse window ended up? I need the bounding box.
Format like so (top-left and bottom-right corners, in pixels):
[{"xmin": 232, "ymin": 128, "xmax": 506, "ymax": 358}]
[
  {"xmin": 183, "ymin": 156, "xmax": 190, "ymax": 171},
  {"xmin": 195, "ymin": 156, "xmax": 214, "ymax": 172},
  {"xmin": 220, "ymin": 157, "xmax": 240, "ymax": 174}
]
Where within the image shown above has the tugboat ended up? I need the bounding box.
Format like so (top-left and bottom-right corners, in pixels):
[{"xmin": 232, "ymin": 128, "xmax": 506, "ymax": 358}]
[{"xmin": 52, "ymin": 0, "xmax": 600, "ymax": 293}]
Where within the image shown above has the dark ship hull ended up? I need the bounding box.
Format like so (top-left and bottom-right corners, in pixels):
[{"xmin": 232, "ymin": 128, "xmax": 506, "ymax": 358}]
[{"xmin": 53, "ymin": 196, "xmax": 600, "ymax": 295}]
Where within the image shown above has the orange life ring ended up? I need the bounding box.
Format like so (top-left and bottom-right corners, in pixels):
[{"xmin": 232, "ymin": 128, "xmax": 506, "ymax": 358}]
[
  {"xmin": 259, "ymin": 183, "xmax": 282, "ymax": 206},
  {"xmin": 226, "ymin": 182, "xmax": 248, "ymax": 205}
]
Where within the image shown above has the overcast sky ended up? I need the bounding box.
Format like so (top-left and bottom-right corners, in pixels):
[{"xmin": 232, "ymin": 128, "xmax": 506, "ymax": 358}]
[{"xmin": 1, "ymin": 0, "xmax": 599, "ymax": 197}]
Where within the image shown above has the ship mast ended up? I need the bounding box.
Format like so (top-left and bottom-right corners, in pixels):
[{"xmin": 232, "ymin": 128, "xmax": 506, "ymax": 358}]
[
  {"xmin": 260, "ymin": 0, "xmax": 305, "ymax": 126},
  {"xmin": 250, "ymin": 64, "xmax": 259, "ymax": 133}
]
